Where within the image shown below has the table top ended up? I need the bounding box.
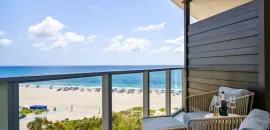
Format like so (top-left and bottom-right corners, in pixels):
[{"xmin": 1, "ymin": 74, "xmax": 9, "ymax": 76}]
[{"xmin": 205, "ymin": 113, "xmax": 239, "ymax": 118}]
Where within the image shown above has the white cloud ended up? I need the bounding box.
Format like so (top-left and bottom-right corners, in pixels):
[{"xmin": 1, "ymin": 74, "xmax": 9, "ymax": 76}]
[
  {"xmin": 103, "ymin": 43, "xmax": 121, "ymax": 52},
  {"xmin": 149, "ymin": 46, "xmax": 172, "ymax": 53},
  {"xmin": 60, "ymin": 32, "xmax": 85, "ymax": 43},
  {"xmin": 29, "ymin": 17, "xmax": 90, "ymax": 50},
  {"xmin": 33, "ymin": 42, "xmax": 51, "ymax": 51},
  {"xmin": 103, "ymin": 35, "xmax": 151, "ymax": 52},
  {"xmin": 173, "ymin": 44, "xmax": 184, "ymax": 52},
  {"xmin": 165, "ymin": 36, "xmax": 184, "ymax": 44},
  {"xmin": 52, "ymin": 40, "xmax": 68, "ymax": 48},
  {"xmin": 28, "ymin": 16, "xmax": 65, "ymax": 40},
  {"xmin": 111, "ymin": 35, "xmax": 124, "ymax": 42},
  {"xmin": 103, "ymin": 35, "xmax": 123, "ymax": 52},
  {"xmin": 119, "ymin": 38, "xmax": 151, "ymax": 52},
  {"xmin": 33, "ymin": 40, "xmax": 68, "ymax": 51},
  {"xmin": 85, "ymin": 35, "xmax": 97, "ymax": 44},
  {"xmin": 0, "ymin": 39, "xmax": 12, "ymax": 45},
  {"xmin": 0, "ymin": 31, "xmax": 5, "ymax": 36},
  {"xmin": 133, "ymin": 22, "xmax": 166, "ymax": 31}
]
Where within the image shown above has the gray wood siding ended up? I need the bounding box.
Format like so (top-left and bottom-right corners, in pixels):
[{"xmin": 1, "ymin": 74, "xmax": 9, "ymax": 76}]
[{"xmin": 187, "ymin": 1, "xmax": 260, "ymax": 99}]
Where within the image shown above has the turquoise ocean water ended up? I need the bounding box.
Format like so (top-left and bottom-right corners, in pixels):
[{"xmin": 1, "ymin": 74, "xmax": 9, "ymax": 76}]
[{"xmin": 0, "ymin": 66, "xmax": 182, "ymax": 89}]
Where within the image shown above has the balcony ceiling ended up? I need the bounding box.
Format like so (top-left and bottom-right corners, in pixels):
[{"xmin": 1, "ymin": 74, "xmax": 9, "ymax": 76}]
[{"xmin": 171, "ymin": 0, "xmax": 253, "ymax": 20}]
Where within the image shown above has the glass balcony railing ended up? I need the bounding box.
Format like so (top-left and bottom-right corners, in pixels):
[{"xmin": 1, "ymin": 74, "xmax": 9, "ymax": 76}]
[{"xmin": 0, "ymin": 67, "xmax": 183, "ymax": 130}]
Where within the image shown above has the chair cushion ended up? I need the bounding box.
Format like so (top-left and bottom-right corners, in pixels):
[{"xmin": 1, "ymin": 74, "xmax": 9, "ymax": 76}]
[
  {"xmin": 209, "ymin": 95, "xmax": 217, "ymax": 112},
  {"xmin": 219, "ymin": 87, "xmax": 249, "ymax": 100},
  {"xmin": 239, "ymin": 109, "xmax": 270, "ymax": 130},
  {"xmin": 142, "ymin": 117, "xmax": 186, "ymax": 130},
  {"xmin": 183, "ymin": 112, "xmax": 209, "ymax": 125}
]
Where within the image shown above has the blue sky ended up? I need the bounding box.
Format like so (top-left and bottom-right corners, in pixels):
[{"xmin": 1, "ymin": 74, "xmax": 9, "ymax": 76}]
[{"xmin": 0, "ymin": 0, "xmax": 196, "ymax": 66}]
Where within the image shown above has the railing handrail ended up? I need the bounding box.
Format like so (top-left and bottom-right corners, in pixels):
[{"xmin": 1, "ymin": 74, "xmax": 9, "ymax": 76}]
[{"xmin": 0, "ymin": 67, "xmax": 183, "ymax": 83}]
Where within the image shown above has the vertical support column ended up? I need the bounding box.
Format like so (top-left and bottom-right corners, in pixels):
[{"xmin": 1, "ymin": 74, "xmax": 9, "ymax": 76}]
[
  {"xmin": 258, "ymin": 0, "xmax": 270, "ymax": 111},
  {"xmin": 102, "ymin": 74, "xmax": 112, "ymax": 130},
  {"xmin": 183, "ymin": 0, "xmax": 190, "ymax": 111},
  {"xmin": 264, "ymin": 0, "xmax": 270, "ymax": 112},
  {"xmin": 0, "ymin": 82, "xmax": 19, "ymax": 130},
  {"xmin": 182, "ymin": 69, "xmax": 187, "ymax": 111},
  {"xmin": 143, "ymin": 71, "xmax": 150, "ymax": 118},
  {"xmin": 166, "ymin": 69, "xmax": 171, "ymax": 116},
  {"xmin": 12, "ymin": 82, "xmax": 19, "ymax": 130}
]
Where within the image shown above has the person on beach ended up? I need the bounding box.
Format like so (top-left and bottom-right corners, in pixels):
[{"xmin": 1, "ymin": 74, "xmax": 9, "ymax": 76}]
[{"xmin": 70, "ymin": 105, "xmax": 73, "ymax": 112}]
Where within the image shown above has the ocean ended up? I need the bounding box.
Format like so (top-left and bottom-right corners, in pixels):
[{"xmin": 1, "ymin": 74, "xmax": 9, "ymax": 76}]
[{"xmin": 0, "ymin": 66, "xmax": 182, "ymax": 89}]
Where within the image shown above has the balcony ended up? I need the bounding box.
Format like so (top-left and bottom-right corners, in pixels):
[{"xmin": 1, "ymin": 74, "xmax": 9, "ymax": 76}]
[
  {"xmin": 1, "ymin": 0, "xmax": 270, "ymax": 130},
  {"xmin": 0, "ymin": 67, "xmax": 183, "ymax": 130}
]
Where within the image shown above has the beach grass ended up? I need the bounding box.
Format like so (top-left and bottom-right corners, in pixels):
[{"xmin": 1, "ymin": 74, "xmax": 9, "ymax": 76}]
[
  {"xmin": 27, "ymin": 108, "xmax": 142, "ymax": 130},
  {"xmin": 20, "ymin": 109, "xmax": 34, "ymax": 114},
  {"xmin": 20, "ymin": 108, "xmax": 49, "ymax": 115},
  {"xmin": 173, "ymin": 107, "xmax": 179, "ymax": 111},
  {"xmin": 158, "ymin": 108, "xmax": 166, "ymax": 112}
]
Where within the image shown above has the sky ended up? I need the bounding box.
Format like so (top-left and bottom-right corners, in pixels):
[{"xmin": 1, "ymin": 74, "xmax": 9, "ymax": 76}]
[{"xmin": 0, "ymin": 0, "xmax": 196, "ymax": 66}]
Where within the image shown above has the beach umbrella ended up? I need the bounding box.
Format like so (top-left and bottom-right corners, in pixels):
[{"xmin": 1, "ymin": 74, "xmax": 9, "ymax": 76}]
[{"xmin": 23, "ymin": 105, "xmax": 29, "ymax": 109}]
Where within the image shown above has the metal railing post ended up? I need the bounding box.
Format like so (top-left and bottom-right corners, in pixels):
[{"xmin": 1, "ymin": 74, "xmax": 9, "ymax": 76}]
[
  {"xmin": 166, "ymin": 69, "xmax": 171, "ymax": 116},
  {"xmin": 102, "ymin": 74, "xmax": 112, "ymax": 130},
  {"xmin": 0, "ymin": 82, "xmax": 19, "ymax": 130},
  {"xmin": 143, "ymin": 71, "xmax": 150, "ymax": 117}
]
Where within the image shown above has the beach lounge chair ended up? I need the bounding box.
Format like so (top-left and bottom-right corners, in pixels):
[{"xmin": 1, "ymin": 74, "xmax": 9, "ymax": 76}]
[
  {"xmin": 127, "ymin": 89, "xmax": 133, "ymax": 94},
  {"xmin": 64, "ymin": 87, "xmax": 69, "ymax": 91},
  {"xmin": 73, "ymin": 87, "xmax": 78, "ymax": 91},
  {"xmin": 118, "ymin": 88, "xmax": 125, "ymax": 93},
  {"xmin": 161, "ymin": 90, "xmax": 165, "ymax": 93},
  {"xmin": 112, "ymin": 88, "xmax": 118, "ymax": 93},
  {"xmin": 95, "ymin": 88, "xmax": 101, "ymax": 92}
]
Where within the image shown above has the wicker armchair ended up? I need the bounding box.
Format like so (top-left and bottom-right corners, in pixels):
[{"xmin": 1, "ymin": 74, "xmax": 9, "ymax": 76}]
[
  {"xmin": 186, "ymin": 115, "xmax": 247, "ymax": 130},
  {"xmin": 151, "ymin": 90, "xmax": 254, "ymax": 130},
  {"xmin": 162, "ymin": 115, "xmax": 247, "ymax": 130},
  {"xmin": 186, "ymin": 90, "xmax": 254, "ymax": 115},
  {"xmin": 161, "ymin": 90, "xmax": 254, "ymax": 130}
]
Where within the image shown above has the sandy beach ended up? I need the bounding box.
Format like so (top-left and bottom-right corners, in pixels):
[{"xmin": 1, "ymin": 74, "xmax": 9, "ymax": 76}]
[{"xmin": 19, "ymin": 85, "xmax": 182, "ymax": 130}]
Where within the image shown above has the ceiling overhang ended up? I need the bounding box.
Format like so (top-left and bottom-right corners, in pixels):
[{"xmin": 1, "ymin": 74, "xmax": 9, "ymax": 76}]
[{"xmin": 171, "ymin": 0, "xmax": 253, "ymax": 20}]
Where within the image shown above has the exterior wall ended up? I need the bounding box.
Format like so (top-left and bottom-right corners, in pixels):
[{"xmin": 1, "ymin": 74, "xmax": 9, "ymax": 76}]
[
  {"xmin": 186, "ymin": 1, "xmax": 264, "ymax": 109},
  {"xmin": 0, "ymin": 82, "xmax": 9, "ymax": 130}
]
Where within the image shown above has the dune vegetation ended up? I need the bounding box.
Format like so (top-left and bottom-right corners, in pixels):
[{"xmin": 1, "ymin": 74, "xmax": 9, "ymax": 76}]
[{"xmin": 27, "ymin": 107, "xmax": 155, "ymax": 130}]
